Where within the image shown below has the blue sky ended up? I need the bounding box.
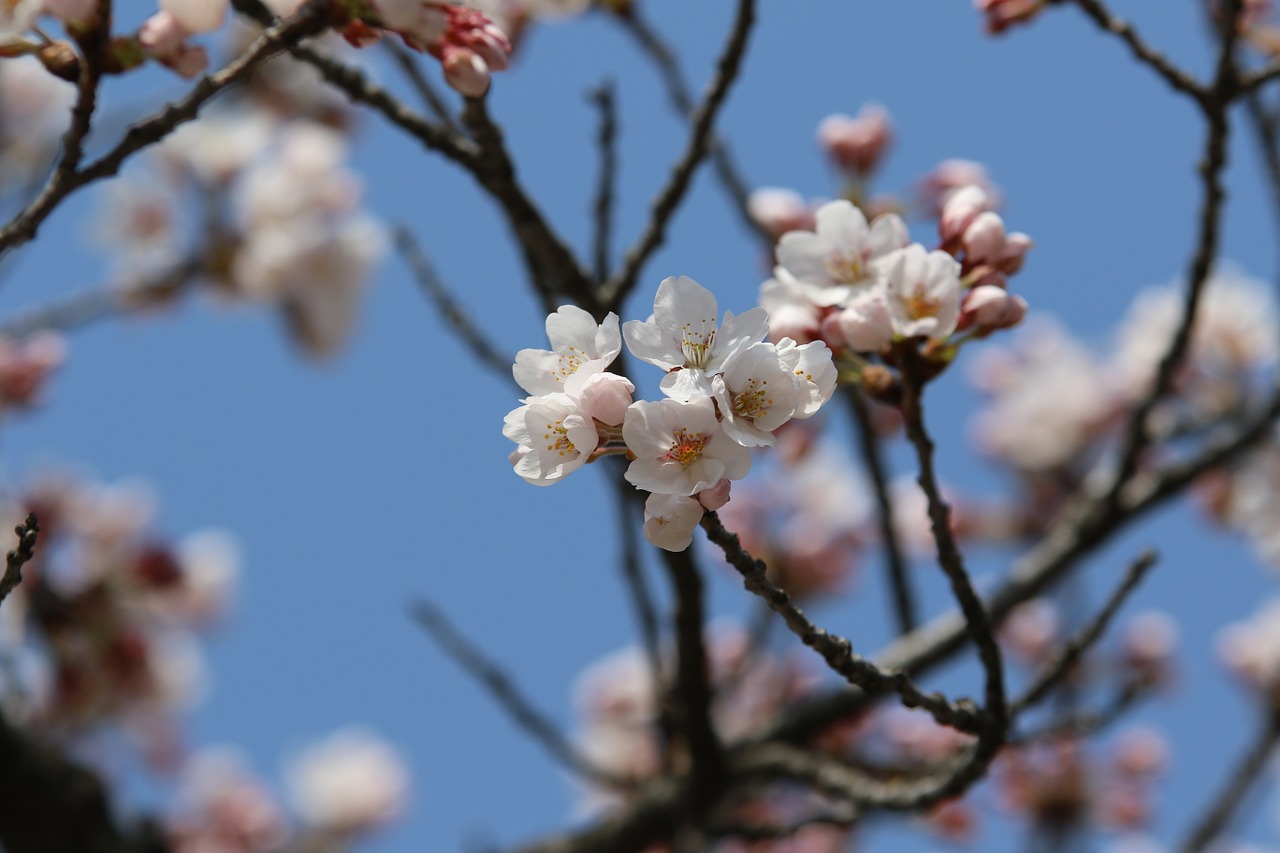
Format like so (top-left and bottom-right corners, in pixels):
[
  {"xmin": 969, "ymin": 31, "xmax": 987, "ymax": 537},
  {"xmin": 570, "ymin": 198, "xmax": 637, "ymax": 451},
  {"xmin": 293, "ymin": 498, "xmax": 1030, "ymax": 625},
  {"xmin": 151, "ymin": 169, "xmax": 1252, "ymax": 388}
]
[{"xmin": 4, "ymin": 0, "xmax": 1280, "ymax": 850}]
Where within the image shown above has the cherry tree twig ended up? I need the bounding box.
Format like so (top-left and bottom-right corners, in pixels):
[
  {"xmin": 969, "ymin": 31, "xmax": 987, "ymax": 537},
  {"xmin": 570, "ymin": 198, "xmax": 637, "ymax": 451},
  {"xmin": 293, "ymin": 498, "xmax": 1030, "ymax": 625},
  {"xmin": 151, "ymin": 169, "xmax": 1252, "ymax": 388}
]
[
  {"xmin": 1103, "ymin": 0, "xmax": 1241, "ymax": 507},
  {"xmin": 699, "ymin": 511, "xmax": 983, "ymax": 735},
  {"xmin": 393, "ymin": 226, "xmax": 514, "ymax": 384},
  {"xmin": 0, "ymin": 514, "xmax": 39, "ymax": 608},
  {"xmin": 608, "ymin": 5, "xmax": 771, "ymax": 247},
  {"xmin": 409, "ymin": 597, "xmax": 635, "ymax": 791},
  {"xmin": 1010, "ymin": 550, "xmax": 1157, "ymax": 717},
  {"xmin": 1051, "ymin": 0, "xmax": 1206, "ymax": 100},
  {"xmin": 0, "ymin": 2, "xmax": 332, "ymax": 260},
  {"xmin": 589, "ymin": 80, "xmax": 619, "ymax": 284},
  {"xmin": 598, "ymin": 0, "xmax": 758, "ymax": 311},
  {"xmin": 1176, "ymin": 706, "xmax": 1280, "ymax": 853},
  {"xmin": 843, "ymin": 385, "xmax": 915, "ymax": 634}
]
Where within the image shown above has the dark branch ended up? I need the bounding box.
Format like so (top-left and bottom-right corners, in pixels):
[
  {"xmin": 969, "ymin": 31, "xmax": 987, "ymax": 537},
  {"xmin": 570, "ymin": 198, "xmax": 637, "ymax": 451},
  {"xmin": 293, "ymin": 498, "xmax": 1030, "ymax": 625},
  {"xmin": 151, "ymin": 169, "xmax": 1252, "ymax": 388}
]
[
  {"xmin": 599, "ymin": 0, "xmax": 758, "ymax": 311},
  {"xmin": 588, "ymin": 80, "xmax": 619, "ymax": 285},
  {"xmin": 0, "ymin": 514, "xmax": 39, "ymax": 608}
]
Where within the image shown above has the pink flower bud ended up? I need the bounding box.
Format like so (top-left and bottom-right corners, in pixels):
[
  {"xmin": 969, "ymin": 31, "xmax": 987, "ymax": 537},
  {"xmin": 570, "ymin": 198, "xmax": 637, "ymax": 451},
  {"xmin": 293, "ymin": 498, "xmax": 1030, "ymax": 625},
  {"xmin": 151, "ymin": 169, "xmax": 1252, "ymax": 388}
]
[
  {"xmin": 939, "ymin": 185, "xmax": 994, "ymax": 246},
  {"xmin": 816, "ymin": 105, "xmax": 892, "ymax": 176},
  {"xmin": 961, "ymin": 211, "xmax": 1007, "ymax": 266},
  {"xmin": 960, "ymin": 285, "xmax": 1027, "ymax": 333},
  {"xmin": 138, "ymin": 11, "xmax": 189, "ymax": 55},
  {"xmin": 998, "ymin": 231, "xmax": 1034, "ymax": 274},
  {"xmin": 974, "ymin": 0, "xmax": 1044, "ymax": 34},
  {"xmin": 441, "ymin": 44, "xmax": 490, "ymax": 97},
  {"xmin": 697, "ymin": 479, "xmax": 731, "ymax": 511}
]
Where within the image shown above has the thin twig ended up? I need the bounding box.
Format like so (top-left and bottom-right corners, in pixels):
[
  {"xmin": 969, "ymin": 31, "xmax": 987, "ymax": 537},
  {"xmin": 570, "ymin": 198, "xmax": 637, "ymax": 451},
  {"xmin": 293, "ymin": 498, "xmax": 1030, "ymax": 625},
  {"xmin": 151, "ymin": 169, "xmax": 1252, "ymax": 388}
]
[
  {"xmin": 1011, "ymin": 550, "xmax": 1157, "ymax": 717},
  {"xmin": 0, "ymin": 515, "xmax": 39, "ymax": 607},
  {"xmin": 393, "ymin": 226, "xmax": 514, "ymax": 384},
  {"xmin": 0, "ymin": 2, "xmax": 331, "ymax": 258},
  {"xmin": 588, "ymin": 81, "xmax": 619, "ymax": 285},
  {"xmin": 409, "ymin": 597, "xmax": 633, "ymax": 790},
  {"xmin": 599, "ymin": 0, "xmax": 758, "ymax": 311},
  {"xmin": 1053, "ymin": 0, "xmax": 1206, "ymax": 101},
  {"xmin": 1176, "ymin": 706, "xmax": 1280, "ymax": 853},
  {"xmin": 843, "ymin": 386, "xmax": 915, "ymax": 634},
  {"xmin": 383, "ymin": 39, "xmax": 463, "ymax": 135},
  {"xmin": 1009, "ymin": 680, "xmax": 1148, "ymax": 745},
  {"xmin": 1244, "ymin": 90, "xmax": 1280, "ymax": 281},
  {"xmin": 610, "ymin": 6, "xmax": 772, "ymax": 247},
  {"xmin": 1102, "ymin": 0, "xmax": 1240, "ymax": 517},
  {"xmin": 700, "ymin": 511, "xmax": 983, "ymax": 735}
]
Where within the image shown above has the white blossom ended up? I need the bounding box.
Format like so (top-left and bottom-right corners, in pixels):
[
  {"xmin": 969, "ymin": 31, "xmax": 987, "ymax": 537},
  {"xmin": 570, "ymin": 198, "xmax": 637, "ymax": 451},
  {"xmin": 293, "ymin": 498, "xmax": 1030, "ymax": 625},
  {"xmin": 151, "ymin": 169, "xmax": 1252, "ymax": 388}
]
[
  {"xmin": 884, "ymin": 244, "xmax": 962, "ymax": 340},
  {"xmin": 286, "ymin": 728, "xmax": 410, "ymax": 834},
  {"xmin": 622, "ymin": 396, "xmax": 751, "ymax": 495},
  {"xmin": 775, "ymin": 200, "xmax": 908, "ymax": 307},
  {"xmin": 513, "ymin": 306, "xmax": 621, "ymax": 397},
  {"xmin": 642, "ymin": 493, "xmax": 705, "ymax": 552},
  {"xmin": 623, "ymin": 275, "xmax": 768, "ymax": 402}
]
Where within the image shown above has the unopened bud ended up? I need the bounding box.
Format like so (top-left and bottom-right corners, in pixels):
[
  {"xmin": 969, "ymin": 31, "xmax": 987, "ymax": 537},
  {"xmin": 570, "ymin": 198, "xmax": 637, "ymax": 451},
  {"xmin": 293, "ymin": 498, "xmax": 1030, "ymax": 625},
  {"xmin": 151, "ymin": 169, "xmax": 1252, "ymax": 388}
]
[{"xmin": 38, "ymin": 41, "xmax": 81, "ymax": 81}]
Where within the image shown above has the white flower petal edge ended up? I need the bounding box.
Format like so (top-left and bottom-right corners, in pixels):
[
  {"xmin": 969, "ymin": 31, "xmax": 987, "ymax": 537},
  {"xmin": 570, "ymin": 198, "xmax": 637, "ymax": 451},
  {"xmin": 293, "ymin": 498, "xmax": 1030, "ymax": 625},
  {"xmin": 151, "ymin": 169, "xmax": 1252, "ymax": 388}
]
[{"xmin": 884, "ymin": 244, "xmax": 962, "ymax": 340}]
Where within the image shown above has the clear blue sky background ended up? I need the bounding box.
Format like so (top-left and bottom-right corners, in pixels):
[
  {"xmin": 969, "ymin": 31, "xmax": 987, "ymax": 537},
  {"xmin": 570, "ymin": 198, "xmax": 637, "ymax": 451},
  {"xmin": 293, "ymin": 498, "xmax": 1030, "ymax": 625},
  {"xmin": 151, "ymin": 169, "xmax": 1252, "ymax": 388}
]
[{"xmin": 4, "ymin": 1, "xmax": 1280, "ymax": 850}]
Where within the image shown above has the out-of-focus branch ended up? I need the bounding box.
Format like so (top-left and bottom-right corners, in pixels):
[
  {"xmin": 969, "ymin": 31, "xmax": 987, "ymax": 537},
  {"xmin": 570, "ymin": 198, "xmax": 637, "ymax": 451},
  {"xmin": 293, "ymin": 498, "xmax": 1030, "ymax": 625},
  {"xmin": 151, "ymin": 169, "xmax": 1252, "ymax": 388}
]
[
  {"xmin": 0, "ymin": 712, "xmax": 165, "ymax": 853},
  {"xmin": 0, "ymin": 514, "xmax": 39, "ymax": 608},
  {"xmin": 460, "ymin": 96, "xmax": 598, "ymax": 315},
  {"xmin": 0, "ymin": 2, "xmax": 331, "ymax": 259},
  {"xmin": 1051, "ymin": 0, "xmax": 1206, "ymax": 100},
  {"xmin": 656, "ymin": 547, "xmax": 723, "ymax": 812},
  {"xmin": 599, "ymin": 0, "xmax": 758, "ymax": 312},
  {"xmin": 0, "ymin": 258, "xmax": 204, "ymax": 339},
  {"xmin": 700, "ymin": 511, "xmax": 983, "ymax": 735},
  {"xmin": 393, "ymin": 226, "xmax": 514, "ymax": 385},
  {"xmin": 409, "ymin": 597, "xmax": 634, "ymax": 791},
  {"xmin": 588, "ymin": 81, "xmax": 618, "ymax": 284},
  {"xmin": 1105, "ymin": 0, "xmax": 1240, "ymax": 502},
  {"xmin": 1011, "ymin": 550, "xmax": 1157, "ymax": 716},
  {"xmin": 1010, "ymin": 680, "xmax": 1148, "ymax": 745},
  {"xmin": 1244, "ymin": 91, "xmax": 1280, "ymax": 280},
  {"xmin": 383, "ymin": 39, "xmax": 462, "ymax": 135},
  {"xmin": 843, "ymin": 386, "xmax": 915, "ymax": 634},
  {"xmin": 761, "ymin": 379, "xmax": 1280, "ymax": 745},
  {"xmin": 610, "ymin": 6, "xmax": 771, "ymax": 247},
  {"xmin": 1176, "ymin": 706, "xmax": 1280, "ymax": 853}
]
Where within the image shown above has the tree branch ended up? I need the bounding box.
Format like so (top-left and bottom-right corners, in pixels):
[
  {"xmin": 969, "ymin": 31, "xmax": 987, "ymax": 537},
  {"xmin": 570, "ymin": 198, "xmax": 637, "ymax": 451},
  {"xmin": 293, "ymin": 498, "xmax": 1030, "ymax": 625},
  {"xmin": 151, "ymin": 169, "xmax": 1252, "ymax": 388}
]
[{"xmin": 0, "ymin": 514, "xmax": 39, "ymax": 608}]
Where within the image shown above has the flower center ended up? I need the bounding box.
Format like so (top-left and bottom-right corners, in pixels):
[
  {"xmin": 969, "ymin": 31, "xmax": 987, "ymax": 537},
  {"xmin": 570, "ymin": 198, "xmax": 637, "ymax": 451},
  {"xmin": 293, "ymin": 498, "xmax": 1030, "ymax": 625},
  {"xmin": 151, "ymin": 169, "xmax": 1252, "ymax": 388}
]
[
  {"xmin": 542, "ymin": 419, "xmax": 577, "ymax": 458},
  {"xmin": 732, "ymin": 379, "xmax": 772, "ymax": 421},
  {"xmin": 665, "ymin": 428, "xmax": 709, "ymax": 466},
  {"xmin": 554, "ymin": 346, "xmax": 586, "ymax": 383},
  {"xmin": 824, "ymin": 250, "xmax": 867, "ymax": 286},
  {"xmin": 680, "ymin": 321, "xmax": 717, "ymax": 370},
  {"xmin": 904, "ymin": 285, "xmax": 941, "ymax": 319}
]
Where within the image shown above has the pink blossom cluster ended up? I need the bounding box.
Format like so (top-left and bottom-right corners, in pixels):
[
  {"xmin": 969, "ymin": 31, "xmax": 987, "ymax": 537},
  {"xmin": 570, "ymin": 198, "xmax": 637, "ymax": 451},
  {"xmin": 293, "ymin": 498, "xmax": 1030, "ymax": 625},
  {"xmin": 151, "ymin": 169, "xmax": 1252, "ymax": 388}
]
[
  {"xmin": 503, "ymin": 277, "xmax": 837, "ymax": 551},
  {"xmin": 368, "ymin": 0, "xmax": 512, "ymax": 96},
  {"xmin": 102, "ymin": 108, "xmax": 384, "ymax": 358},
  {"xmin": 0, "ymin": 473, "xmax": 236, "ymax": 763},
  {"xmin": 168, "ymin": 727, "xmax": 409, "ymax": 852}
]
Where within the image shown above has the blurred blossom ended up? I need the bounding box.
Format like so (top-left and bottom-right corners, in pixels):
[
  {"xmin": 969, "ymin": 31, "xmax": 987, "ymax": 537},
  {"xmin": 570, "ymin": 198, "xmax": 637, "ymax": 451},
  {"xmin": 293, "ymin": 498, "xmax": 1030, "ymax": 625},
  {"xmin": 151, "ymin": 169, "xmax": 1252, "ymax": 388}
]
[
  {"xmin": 816, "ymin": 104, "xmax": 892, "ymax": 176},
  {"xmin": 1217, "ymin": 598, "xmax": 1280, "ymax": 698},
  {"xmin": 918, "ymin": 159, "xmax": 1000, "ymax": 216},
  {"xmin": 159, "ymin": 111, "xmax": 277, "ymax": 188},
  {"xmin": 1120, "ymin": 610, "xmax": 1178, "ymax": 686},
  {"xmin": 1220, "ymin": 440, "xmax": 1280, "ymax": 568},
  {"xmin": 747, "ymin": 187, "xmax": 816, "ymax": 239},
  {"xmin": 286, "ymin": 727, "xmax": 410, "ymax": 835},
  {"xmin": 0, "ymin": 332, "xmax": 66, "ymax": 412},
  {"xmin": 1000, "ymin": 598, "xmax": 1061, "ymax": 666},
  {"xmin": 974, "ymin": 0, "xmax": 1045, "ymax": 35},
  {"xmin": 0, "ymin": 56, "xmax": 75, "ymax": 183},
  {"xmin": 969, "ymin": 317, "xmax": 1119, "ymax": 475},
  {"xmin": 171, "ymin": 748, "xmax": 290, "ymax": 852}
]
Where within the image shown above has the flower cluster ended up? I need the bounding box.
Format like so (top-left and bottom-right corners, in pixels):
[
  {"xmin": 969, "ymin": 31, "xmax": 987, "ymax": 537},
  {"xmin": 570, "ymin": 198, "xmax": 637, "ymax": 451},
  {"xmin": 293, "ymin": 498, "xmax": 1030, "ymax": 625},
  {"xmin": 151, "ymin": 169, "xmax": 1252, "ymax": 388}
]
[
  {"xmin": 504, "ymin": 277, "xmax": 836, "ymax": 551},
  {"xmin": 168, "ymin": 727, "xmax": 409, "ymax": 852},
  {"xmin": 100, "ymin": 106, "xmax": 384, "ymax": 359},
  {"xmin": 0, "ymin": 473, "xmax": 237, "ymax": 764}
]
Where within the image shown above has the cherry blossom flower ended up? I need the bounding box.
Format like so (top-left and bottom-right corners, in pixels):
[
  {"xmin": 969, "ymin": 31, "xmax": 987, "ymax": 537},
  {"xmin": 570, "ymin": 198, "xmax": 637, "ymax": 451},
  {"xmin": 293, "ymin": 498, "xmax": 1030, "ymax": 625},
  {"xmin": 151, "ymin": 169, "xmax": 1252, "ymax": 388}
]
[
  {"xmin": 959, "ymin": 284, "xmax": 1027, "ymax": 334},
  {"xmin": 513, "ymin": 306, "xmax": 621, "ymax": 396},
  {"xmin": 0, "ymin": 57, "xmax": 75, "ymax": 182},
  {"xmin": 623, "ymin": 275, "xmax": 768, "ymax": 402},
  {"xmin": 170, "ymin": 749, "xmax": 290, "ymax": 852},
  {"xmin": 0, "ymin": 0, "xmax": 40, "ymax": 41},
  {"xmin": 919, "ymin": 160, "xmax": 1000, "ymax": 215},
  {"xmin": 759, "ymin": 268, "xmax": 823, "ymax": 343},
  {"xmin": 160, "ymin": 0, "xmax": 229, "ymax": 33},
  {"xmin": 505, "ymin": 387, "xmax": 613, "ymax": 486},
  {"xmin": 776, "ymin": 200, "xmax": 908, "ymax": 307},
  {"xmin": 712, "ymin": 342, "xmax": 811, "ymax": 448},
  {"xmin": 830, "ymin": 288, "xmax": 893, "ymax": 353},
  {"xmin": 138, "ymin": 11, "xmax": 211, "ymax": 78},
  {"xmin": 747, "ymin": 187, "xmax": 815, "ymax": 238},
  {"xmin": 623, "ymin": 396, "xmax": 751, "ymax": 496},
  {"xmin": 286, "ymin": 727, "xmax": 410, "ymax": 835},
  {"xmin": 883, "ymin": 244, "xmax": 962, "ymax": 339},
  {"xmin": 642, "ymin": 493, "xmax": 704, "ymax": 552}
]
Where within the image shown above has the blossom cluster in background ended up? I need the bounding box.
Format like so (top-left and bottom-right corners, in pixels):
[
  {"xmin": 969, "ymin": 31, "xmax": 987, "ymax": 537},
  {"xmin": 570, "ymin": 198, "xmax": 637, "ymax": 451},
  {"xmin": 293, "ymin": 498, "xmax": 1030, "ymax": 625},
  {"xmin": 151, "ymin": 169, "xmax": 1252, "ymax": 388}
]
[{"xmin": 503, "ymin": 276, "xmax": 837, "ymax": 551}]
